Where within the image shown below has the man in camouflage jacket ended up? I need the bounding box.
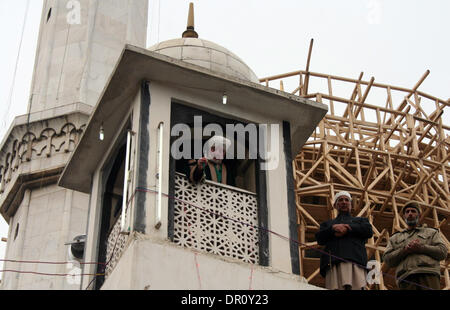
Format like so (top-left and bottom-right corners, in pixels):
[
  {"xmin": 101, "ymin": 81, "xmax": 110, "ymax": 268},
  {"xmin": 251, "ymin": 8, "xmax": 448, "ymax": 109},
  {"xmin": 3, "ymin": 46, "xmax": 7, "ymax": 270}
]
[{"xmin": 383, "ymin": 201, "xmax": 448, "ymax": 290}]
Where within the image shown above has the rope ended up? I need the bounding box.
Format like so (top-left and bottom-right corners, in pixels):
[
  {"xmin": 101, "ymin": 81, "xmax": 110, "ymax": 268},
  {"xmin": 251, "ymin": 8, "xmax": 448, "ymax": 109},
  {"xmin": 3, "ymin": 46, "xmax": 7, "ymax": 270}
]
[
  {"xmin": 136, "ymin": 186, "xmax": 439, "ymax": 290},
  {"xmin": 194, "ymin": 252, "xmax": 202, "ymax": 289},
  {"xmin": 2, "ymin": 0, "xmax": 31, "ymax": 130},
  {"xmin": 0, "ymin": 258, "xmax": 105, "ymax": 266},
  {"xmin": 249, "ymin": 265, "xmax": 254, "ymax": 290},
  {"xmin": 1, "ymin": 186, "xmax": 438, "ymax": 290},
  {"xmin": 157, "ymin": 0, "xmax": 161, "ymax": 43}
]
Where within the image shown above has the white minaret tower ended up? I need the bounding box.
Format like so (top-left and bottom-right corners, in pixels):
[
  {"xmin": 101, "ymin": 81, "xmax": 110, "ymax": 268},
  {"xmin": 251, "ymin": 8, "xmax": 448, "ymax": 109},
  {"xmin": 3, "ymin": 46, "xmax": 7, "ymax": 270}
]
[
  {"xmin": 0, "ymin": 0, "xmax": 148, "ymax": 290},
  {"xmin": 28, "ymin": 0, "xmax": 148, "ymax": 113}
]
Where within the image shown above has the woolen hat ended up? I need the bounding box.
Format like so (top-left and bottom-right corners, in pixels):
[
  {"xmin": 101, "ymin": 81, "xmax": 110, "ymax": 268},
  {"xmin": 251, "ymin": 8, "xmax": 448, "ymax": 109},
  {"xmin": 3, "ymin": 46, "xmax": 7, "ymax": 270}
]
[
  {"xmin": 333, "ymin": 191, "xmax": 352, "ymax": 206},
  {"xmin": 401, "ymin": 201, "xmax": 422, "ymax": 214}
]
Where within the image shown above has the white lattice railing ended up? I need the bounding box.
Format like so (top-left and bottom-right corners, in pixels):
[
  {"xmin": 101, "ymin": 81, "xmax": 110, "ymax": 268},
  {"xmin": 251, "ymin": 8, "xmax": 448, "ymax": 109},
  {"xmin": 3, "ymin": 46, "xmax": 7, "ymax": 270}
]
[
  {"xmin": 105, "ymin": 215, "xmax": 129, "ymax": 278},
  {"xmin": 173, "ymin": 172, "xmax": 259, "ymax": 264}
]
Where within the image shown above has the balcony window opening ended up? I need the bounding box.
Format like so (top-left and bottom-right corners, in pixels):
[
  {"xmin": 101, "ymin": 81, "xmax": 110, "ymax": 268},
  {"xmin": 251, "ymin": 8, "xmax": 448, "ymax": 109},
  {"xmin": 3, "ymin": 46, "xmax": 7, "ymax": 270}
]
[
  {"xmin": 174, "ymin": 129, "xmax": 257, "ymax": 194},
  {"xmin": 169, "ymin": 102, "xmax": 268, "ymax": 266},
  {"xmin": 94, "ymin": 125, "xmax": 133, "ymax": 289}
]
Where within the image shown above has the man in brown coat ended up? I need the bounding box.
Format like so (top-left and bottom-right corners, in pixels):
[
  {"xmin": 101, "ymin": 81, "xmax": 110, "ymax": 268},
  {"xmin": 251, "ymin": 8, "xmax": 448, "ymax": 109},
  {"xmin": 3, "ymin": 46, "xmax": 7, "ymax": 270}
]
[{"xmin": 383, "ymin": 201, "xmax": 448, "ymax": 290}]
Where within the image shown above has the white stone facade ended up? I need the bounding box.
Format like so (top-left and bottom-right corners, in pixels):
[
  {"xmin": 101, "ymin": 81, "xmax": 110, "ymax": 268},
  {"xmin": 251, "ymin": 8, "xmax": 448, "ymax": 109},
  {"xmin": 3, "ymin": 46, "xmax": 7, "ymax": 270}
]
[
  {"xmin": 28, "ymin": 0, "xmax": 148, "ymax": 115},
  {"xmin": 78, "ymin": 74, "xmax": 326, "ymax": 289},
  {"xmin": 1, "ymin": 1, "xmax": 328, "ymax": 290},
  {"xmin": 0, "ymin": 112, "xmax": 89, "ymax": 220},
  {"xmin": 2, "ymin": 185, "xmax": 89, "ymax": 290},
  {"xmin": 101, "ymin": 233, "xmax": 323, "ymax": 290},
  {"xmin": 0, "ymin": 0, "xmax": 149, "ymax": 290}
]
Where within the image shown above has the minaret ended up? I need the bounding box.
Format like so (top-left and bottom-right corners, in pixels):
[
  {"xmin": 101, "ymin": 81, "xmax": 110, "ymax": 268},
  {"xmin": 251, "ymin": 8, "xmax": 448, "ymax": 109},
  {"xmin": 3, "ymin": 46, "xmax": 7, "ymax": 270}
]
[
  {"xmin": 28, "ymin": 0, "xmax": 148, "ymax": 114},
  {"xmin": 0, "ymin": 0, "xmax": 148, "ymax": 290}
]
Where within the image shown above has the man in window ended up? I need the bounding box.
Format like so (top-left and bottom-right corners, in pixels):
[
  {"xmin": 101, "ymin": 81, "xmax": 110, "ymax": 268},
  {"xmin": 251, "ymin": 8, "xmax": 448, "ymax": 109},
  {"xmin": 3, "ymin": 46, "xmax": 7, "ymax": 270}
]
[{"xmin": 187, "ymin": 135, "xmax": 235, "ymax": 186}]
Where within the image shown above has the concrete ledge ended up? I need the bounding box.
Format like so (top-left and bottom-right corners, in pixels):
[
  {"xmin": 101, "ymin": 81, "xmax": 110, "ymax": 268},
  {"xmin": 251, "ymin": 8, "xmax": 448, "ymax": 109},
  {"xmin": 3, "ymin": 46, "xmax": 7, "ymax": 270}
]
[
  {"xmin": 0, "ymin": 111, "xmax": 89, "ymax": 221},
  {"xmin": 0, "ymin": 104, "xmax": 92, "ymax": 150},
  {"xmin": 101, "ymin": 233, "xmax": 323, "ymax": 290}
]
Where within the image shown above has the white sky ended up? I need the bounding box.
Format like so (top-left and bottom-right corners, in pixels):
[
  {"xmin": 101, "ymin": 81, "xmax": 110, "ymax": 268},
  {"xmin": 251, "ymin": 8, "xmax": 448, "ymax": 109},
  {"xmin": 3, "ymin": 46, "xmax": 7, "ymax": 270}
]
[{"xmin": 0, "ymin": 0, "xmax": 449, "ymax": 277}]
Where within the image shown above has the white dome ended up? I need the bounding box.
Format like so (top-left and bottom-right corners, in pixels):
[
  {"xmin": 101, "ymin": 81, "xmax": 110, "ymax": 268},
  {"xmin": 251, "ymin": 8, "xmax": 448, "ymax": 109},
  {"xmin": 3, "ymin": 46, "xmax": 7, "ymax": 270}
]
[{"xmin": 148, "ymin": 38, "xmax": 259, "ymax": 83}]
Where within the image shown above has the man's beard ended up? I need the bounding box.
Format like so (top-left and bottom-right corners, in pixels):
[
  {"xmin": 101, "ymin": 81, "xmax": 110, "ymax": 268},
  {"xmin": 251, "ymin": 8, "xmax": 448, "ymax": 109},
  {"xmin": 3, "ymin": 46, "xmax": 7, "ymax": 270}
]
[
  {"xmin": 338, "ymin": 209, "xmax": 351, "ymax": 215},
  {"xmin": 209, "ymin": 158, "xmax": 223, "ymax": 164},
  {"xmin": 406, "ymin": 217, "xmax": 419, "ymax": 226}
]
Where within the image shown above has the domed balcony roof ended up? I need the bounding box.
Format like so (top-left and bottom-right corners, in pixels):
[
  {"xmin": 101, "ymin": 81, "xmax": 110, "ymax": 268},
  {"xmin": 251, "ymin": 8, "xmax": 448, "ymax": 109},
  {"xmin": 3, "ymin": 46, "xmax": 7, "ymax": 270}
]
[{"xmin": 147, "ymin": 3, "xmax": 259, "ymax": 83}]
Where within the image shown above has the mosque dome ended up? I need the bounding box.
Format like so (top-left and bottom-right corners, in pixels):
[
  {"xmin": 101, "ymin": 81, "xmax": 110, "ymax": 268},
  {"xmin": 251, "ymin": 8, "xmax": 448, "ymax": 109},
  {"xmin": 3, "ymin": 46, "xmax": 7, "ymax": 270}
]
[{"xmin": 147, "ymin": 4, "xmax": 259, "ymax": 84}]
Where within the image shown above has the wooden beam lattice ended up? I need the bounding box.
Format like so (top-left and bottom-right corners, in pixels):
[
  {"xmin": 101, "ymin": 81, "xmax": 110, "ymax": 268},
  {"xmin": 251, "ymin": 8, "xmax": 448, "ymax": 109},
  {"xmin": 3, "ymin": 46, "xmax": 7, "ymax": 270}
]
[{"xmin": 261, "ymin": 68, "xmax": 450, "ymax": 290}]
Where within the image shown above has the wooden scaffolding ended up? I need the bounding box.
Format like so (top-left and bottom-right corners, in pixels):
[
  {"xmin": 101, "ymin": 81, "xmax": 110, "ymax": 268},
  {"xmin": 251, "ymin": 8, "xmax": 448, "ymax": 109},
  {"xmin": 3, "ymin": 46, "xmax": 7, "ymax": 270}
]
[{"xmin": 260, "ymin": 41, "xmax": 450, "ymax": 289}]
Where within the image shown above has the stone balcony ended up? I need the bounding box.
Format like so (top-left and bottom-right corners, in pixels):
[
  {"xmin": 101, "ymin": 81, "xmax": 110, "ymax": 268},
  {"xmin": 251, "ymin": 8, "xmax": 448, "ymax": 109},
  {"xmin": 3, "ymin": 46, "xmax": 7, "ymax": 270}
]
[
  {"xmin": 105, "ymin": 172, "xmax": 260, "ymax": 280},
  {"xmin": 0, "ymin": 105, "xmax": 91, "ymax": 221}
]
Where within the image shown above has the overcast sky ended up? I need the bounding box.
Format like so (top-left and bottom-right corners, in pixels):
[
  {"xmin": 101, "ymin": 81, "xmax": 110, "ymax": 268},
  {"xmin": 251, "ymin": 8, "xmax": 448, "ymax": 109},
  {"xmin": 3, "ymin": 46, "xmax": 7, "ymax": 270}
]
[{"xmin": 0, "ymin": 0, "xmax": 449, "ymax": 278}]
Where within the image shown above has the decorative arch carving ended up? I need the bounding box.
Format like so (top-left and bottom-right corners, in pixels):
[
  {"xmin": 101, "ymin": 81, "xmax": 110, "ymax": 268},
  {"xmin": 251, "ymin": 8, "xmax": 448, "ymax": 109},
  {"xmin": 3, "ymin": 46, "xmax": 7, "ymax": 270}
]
[{"xmin": 0, "ymin": 118, "xmax": 86, "ymax": 195}]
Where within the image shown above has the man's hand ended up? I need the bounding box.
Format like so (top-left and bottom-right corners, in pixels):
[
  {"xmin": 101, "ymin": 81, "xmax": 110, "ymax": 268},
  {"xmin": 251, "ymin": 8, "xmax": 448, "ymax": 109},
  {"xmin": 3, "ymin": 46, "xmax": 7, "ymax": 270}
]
[
  {"xmin": 332, "ymin": 224, "xmax": 351, "ymax": 237},
  {"xmin": 404, "ymin": 239, "xmax": 423, "ymax": 254},
  {"xmin": 197, "ymin": 157, "xmax": 207, "ymax": 170}
]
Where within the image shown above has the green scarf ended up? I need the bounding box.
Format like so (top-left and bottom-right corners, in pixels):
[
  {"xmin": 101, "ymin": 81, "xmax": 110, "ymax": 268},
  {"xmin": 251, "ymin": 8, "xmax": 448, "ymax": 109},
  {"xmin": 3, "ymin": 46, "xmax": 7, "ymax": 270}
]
[{"xmin": 214, "ymin": 163, "xmax": 222, "ymax": 183}]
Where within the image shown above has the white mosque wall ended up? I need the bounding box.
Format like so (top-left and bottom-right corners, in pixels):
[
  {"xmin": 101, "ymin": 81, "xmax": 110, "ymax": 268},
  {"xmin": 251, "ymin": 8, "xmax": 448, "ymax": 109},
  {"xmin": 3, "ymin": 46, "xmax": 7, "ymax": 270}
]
[
  {"xmin": 1, "ymin": 185, "xmax": 89, "ymax": 290},
  {"xmin": 81, "ymin": 81, "xmax": 302, "ymax": 288},
  {"xmin": 145, "ymin": 82, "xmax": 294, "ymax": 275},
  {"xmin": 100, "ymin": 234, "xmax": 321, "ymax": 290},
  {"xmin": 0, "ymin": 0, "xmax": 149, "ymax": 290}
]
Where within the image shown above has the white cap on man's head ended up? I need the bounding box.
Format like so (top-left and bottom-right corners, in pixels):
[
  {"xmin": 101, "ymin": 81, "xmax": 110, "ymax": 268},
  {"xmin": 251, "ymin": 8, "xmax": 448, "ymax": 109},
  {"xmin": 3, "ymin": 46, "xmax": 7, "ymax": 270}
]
[
  {"xmin": 205, "ymin": 135, "xmax": 231, "ymax": 150},
  {"xmin": 333, "ymin": 191, "xmax": 352, "ymax": 206},
  {"xmin": 204, "ymin": 135, "xmax": 232, "ymax": 160}
]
